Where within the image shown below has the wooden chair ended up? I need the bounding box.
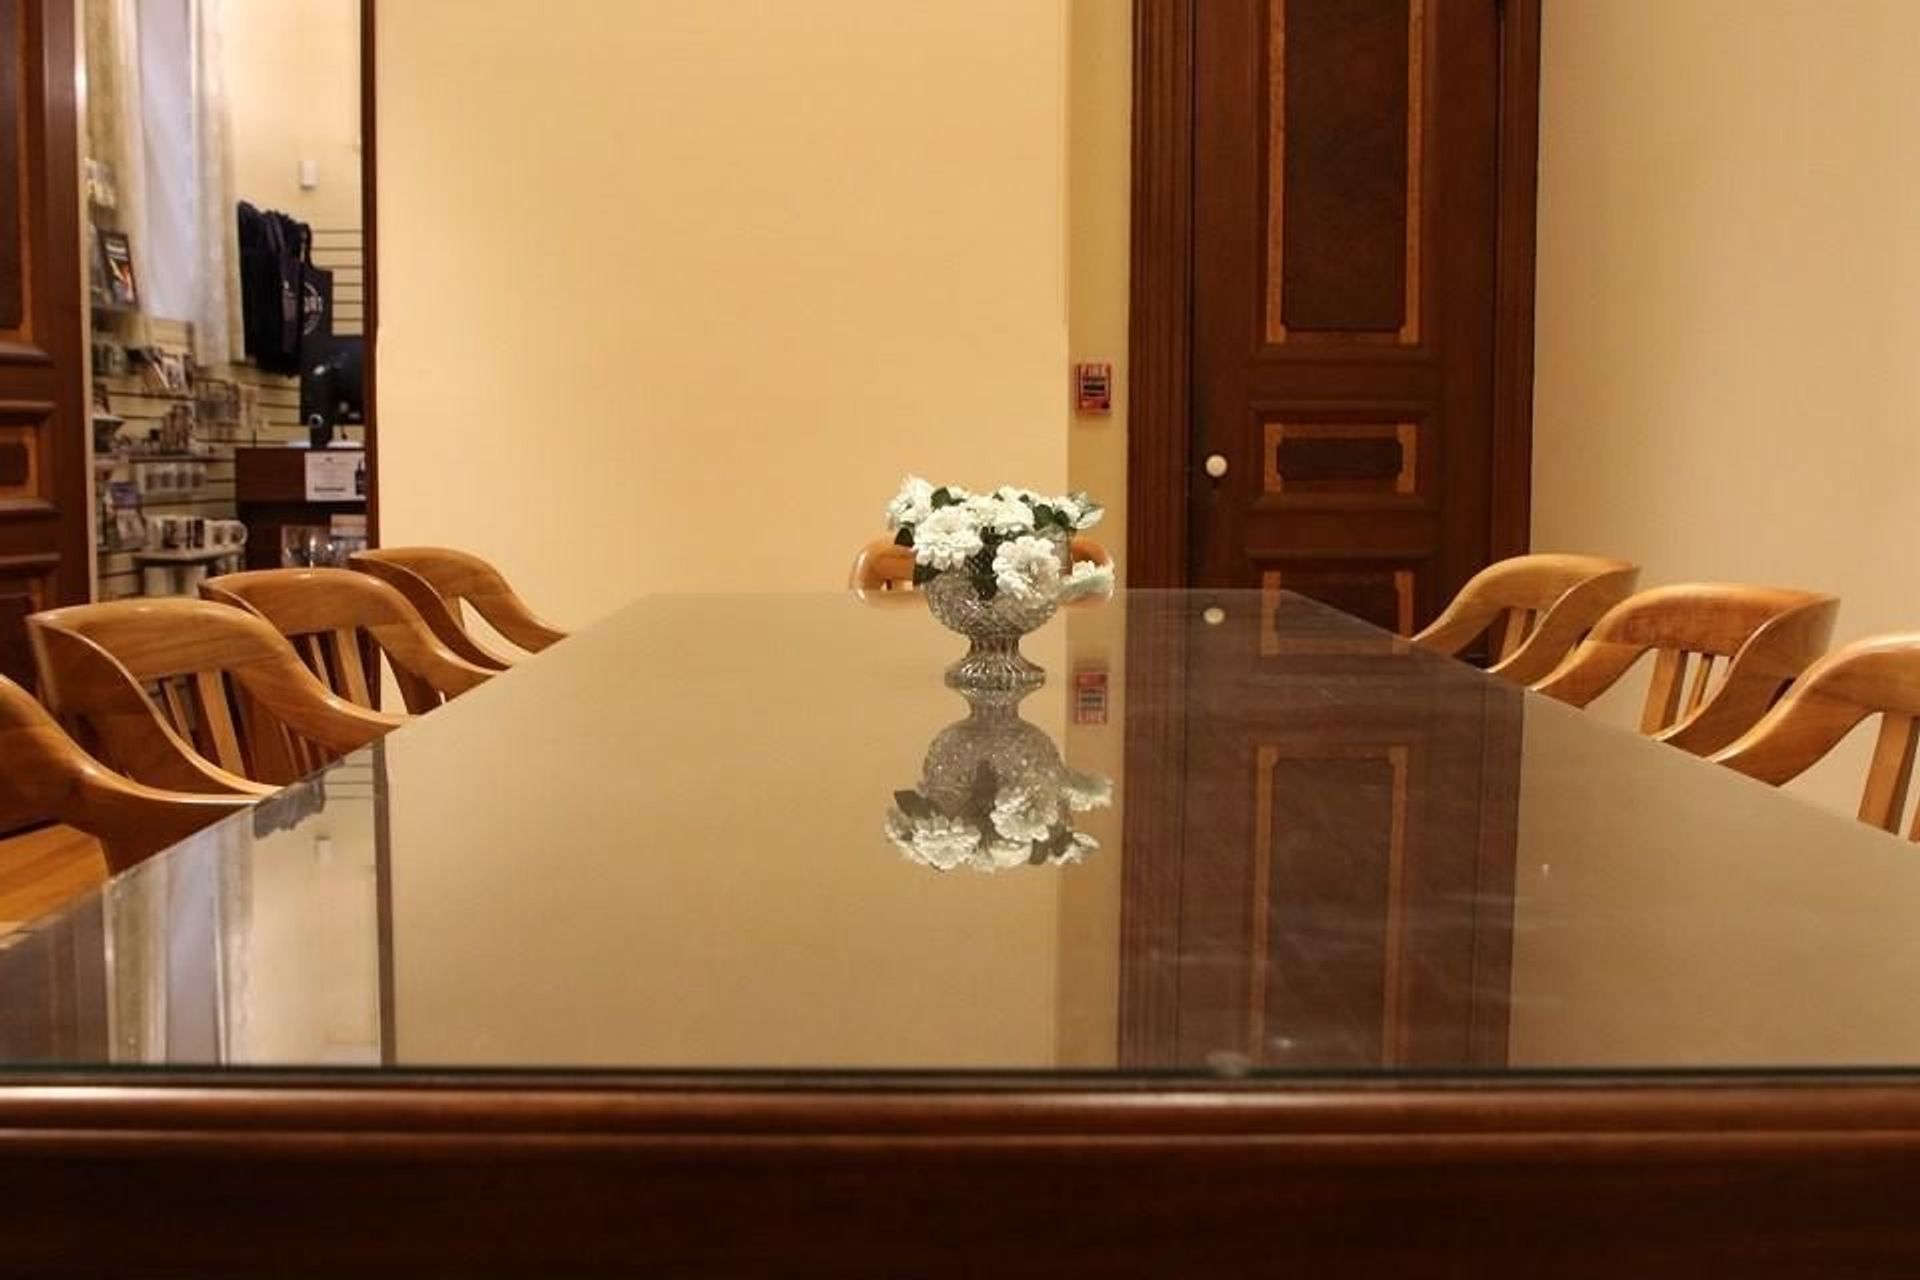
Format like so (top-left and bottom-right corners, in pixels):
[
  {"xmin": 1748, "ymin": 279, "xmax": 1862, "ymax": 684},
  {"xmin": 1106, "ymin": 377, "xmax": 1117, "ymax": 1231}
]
[
  {"xmin": 1532, "ymin": 584, "xmax": 1839, "ymax": 756},
  {"xmin": 349, "ymin": 547, "xmax": 565, "ymax": 669},
  {"xmin": 0, "ymin": 675, "xmax": 254, "ymax": 873},
  {"xmin": 1713, "ymin": 634, "xmax": 1920, "ymax": 838},
  {"xmin": 1411, "ymin": 554, "xmax": 1640, "ymax": 686},
  {"xmin": 849, "ymin": 536, "xmax": 1112, "ymax": 597},
  {"xmin": 27, "ymin": 599, "xmax": 403, "ymax": 792},
  {"xmin": 203, "ymin": 568, "xmax": 493, "ymax": 714}
]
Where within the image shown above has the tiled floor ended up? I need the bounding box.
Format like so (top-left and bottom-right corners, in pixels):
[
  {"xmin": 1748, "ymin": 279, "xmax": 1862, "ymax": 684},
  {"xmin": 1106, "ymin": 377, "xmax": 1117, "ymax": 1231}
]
[{"xmin": 0, "ymin": 826, "xmax": 106, "ymax": 935}]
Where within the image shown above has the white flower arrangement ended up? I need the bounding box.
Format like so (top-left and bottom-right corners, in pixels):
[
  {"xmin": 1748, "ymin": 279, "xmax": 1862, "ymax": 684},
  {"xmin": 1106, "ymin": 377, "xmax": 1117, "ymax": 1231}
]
[
  {"xmin": 886, "ymin": 477, "xmax": 1105, "ymax": 602},
  {"xmin": 886, "ymin": 767, "xmax": 1112, "ymax": 874}
]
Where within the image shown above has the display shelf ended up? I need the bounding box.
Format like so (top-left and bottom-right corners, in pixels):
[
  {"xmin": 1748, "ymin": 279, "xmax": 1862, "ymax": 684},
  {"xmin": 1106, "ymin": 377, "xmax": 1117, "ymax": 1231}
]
[{"xmin": 131, "ymin": 546, "xmax": 239, "ymax": 564}]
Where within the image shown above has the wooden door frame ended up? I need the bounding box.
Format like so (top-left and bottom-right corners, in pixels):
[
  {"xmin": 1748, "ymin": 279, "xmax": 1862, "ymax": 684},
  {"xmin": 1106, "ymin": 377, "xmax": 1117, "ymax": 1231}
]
[
  {"xmin": 1125, "ymin": 0, "xmax": 1542, "ymax": 588},
  {"xmin": 359, "ymin": 0, "xmax": 380, "ymax": 546}
]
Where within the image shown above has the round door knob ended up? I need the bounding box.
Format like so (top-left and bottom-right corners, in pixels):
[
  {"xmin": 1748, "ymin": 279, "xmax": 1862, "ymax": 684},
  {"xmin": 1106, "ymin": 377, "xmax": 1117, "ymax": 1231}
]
[{"xmin": 1204, "ymin": 453, "xmax": 1229, "ymax": 479}]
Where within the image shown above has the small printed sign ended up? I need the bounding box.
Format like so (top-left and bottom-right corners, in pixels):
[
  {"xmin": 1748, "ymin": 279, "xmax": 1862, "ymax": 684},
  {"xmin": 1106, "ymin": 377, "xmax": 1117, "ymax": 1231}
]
[
  {"xmin": 304, "ymin": 450, "xmax": 366, "ymax": 502},
  {"xmin": 1075, "ymin": 362, "xmax": 1113, "ymax": 414},
  {"xmin": 1073, "ymin": 666, "xmax": 1110, "ymax": 725}
]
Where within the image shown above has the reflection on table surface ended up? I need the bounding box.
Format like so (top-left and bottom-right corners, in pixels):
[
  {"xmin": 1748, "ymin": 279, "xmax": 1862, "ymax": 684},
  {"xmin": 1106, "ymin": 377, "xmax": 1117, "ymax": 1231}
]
[{"xmin": 3, "ymin": 591, "xmax": 1919, "ymax": 1080}]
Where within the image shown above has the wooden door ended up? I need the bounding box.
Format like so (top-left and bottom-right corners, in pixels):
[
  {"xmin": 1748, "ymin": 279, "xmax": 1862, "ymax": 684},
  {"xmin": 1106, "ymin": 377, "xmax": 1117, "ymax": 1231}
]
[
  {"xmin": 1176, "ymin": 0, "xmax": 1535, "ymax": 629},
  {"xmin": 0, "ymin": 0, "xmax": 88, "ymax": 688}
]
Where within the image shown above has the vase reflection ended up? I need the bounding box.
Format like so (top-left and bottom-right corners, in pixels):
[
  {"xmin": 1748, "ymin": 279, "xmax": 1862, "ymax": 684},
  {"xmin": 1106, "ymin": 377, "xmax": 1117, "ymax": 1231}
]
[{"xmin": 885, "ymin": 684, "xmax": 1113, "ymax": 873}]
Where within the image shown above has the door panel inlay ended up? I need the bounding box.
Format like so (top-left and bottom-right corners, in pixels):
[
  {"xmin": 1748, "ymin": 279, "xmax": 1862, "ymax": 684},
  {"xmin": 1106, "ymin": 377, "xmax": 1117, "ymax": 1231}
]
[
  {"xmin": 1265, "ymin": 0, "xmax": 1423, "ymax": 344},
  {"xmin": 1263, "ymin": 567, "xmax": 1415, "ymax": 649},
  {"xmin": 0, "ymin": 402, "xmax": 52, "ymax": 511},
  {"xmin": 1252, "ymin": 744, "xmax": 1410, "ymax": 1066},
  {"xmin": 1264, "ymin": 421, "xmax": 1417, "ymax": 496},
  {"xmin": 0, "ymin": 557, "xmax": 51, "ymax": 687},
  {"xmin": 0, "ymin": 0, "xmax": 22, "ymax": 334}
]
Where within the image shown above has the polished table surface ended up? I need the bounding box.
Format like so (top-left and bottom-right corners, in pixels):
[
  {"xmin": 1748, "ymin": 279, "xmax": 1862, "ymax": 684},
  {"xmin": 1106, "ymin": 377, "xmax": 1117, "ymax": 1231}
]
[
  {"xmin": 8, "ymin": 591, "xmax": 1920, "ymax": 1277},
  {"xmin": 3, "ymin": 588, "xmax": 1916, "ymax": 1078}
]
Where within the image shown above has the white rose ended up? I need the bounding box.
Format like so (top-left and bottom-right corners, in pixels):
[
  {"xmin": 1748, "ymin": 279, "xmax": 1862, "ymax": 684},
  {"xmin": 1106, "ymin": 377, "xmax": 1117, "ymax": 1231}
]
[
  {"xmin": 984, "ymin": 840, "xmax": 1032, "ymax": 870},
  {"xmin": 1059, "ymin": 831, "xmax": 1100, "ymax": 864},
  {"xmin": 912, "ymin": 505, "xmax": 985, "ymax": 571},
  {"xmin": 990, "ymin": 788, "xmax": 1058, "ymax": 845},
  {"xmin": 1062, "ymin": 769, "xmax": 1114, "ymax": 812},
  {"xmin": 964, "ymin": 493, "xmax": 1036, "ymax": 535},
  {"xmin": 886, "ymin": 475, "xmax": 936, "ymax": 530},
  {"xmin": 887, "ymin": 813, "xmax": 982, "ymax": 872},
  {"xmin": 991, "ymin": 534, "xmax": 1064, "ymax": 600}
]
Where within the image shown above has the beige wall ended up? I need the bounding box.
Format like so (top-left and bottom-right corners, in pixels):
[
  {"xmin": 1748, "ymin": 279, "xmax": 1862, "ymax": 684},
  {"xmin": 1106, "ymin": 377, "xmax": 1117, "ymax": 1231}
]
[
  {"xmin": 1057, "ymin": 0, "xmax": 1132, "ymax": 1058},
  {"xmin": 221, "ymin": 0, "xmax": 362, "ymax": 228},
  {"xmin": 1067, "ymin": 0, "xmax": 1131, "ymax": 571},
  {"xmin": 376, "ymin": 0, "xmax": 1070, "ymax": 626},
  {"xmin": 1532, "ymin": 0, "xmax": 1920, "ymax": 809}
]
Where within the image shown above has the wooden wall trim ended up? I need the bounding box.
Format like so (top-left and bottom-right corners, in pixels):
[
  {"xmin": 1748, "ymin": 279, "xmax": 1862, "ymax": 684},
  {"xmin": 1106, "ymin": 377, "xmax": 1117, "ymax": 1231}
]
[
  {"xmin": 360, "ymin": 0, "xmax": 379, "ymax": 548},
  {"xmin": 1489, "ymin": 0, "xmax": 1542, "ymax": 560},
  {"xmin": 5, "ymin": 1077, "xmax": 1920, "ymax": 1274},
  {"xmin": 1124, "ymin": 0, "xmax": 1195, "ymax": 589}
]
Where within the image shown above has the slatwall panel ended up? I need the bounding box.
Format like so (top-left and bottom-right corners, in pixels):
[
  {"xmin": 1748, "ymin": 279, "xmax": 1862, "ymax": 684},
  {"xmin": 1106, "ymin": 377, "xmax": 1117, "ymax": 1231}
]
[
  {"xmin": 311, "ymin": 228, "xmax": 364, "ymax": 337},
  {"xmin": 92, "ymin": 224, "xmax": 365, "ymax": 600},
  {"xmin": 93, "ymin": 319, "xmax": 304, "ymax": 600}
]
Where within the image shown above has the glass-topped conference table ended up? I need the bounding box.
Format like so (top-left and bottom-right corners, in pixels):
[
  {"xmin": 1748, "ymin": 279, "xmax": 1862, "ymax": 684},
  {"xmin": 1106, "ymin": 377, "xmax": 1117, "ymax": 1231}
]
[{"xmin": 4, "ymin": 591, "xmax": 1919, "ymax": 1276}]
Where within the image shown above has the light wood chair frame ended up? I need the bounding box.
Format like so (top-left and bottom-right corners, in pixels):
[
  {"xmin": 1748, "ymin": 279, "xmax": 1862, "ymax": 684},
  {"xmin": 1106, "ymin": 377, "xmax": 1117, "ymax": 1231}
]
[
  {"xmin": 1412, "ymin": 554, "xmax": 1641, "ymax": 686},
  {"xmin": 349, "ymin": 547, "xmax": 566, "ymax": 668},
  {"xmin": 849, "ymin": 536, "xmax": 1113, "ymax": 608},
  {"xmin": 28, "ymin": 599, "xmax": 403, "ymax": 792},
  {"xmin": 203, "ymin": 568, "xmax": 493, "ymax": 714},
  {"xmin": 1713, "ymin": 633, "xmax": 1920, "ymax": 838},
  {"xmin": 1532, "ymin": 583, "xmax": 1840, "ymax": 756},
  {"xmin": 0, "ymin": 676, "xmax": 255, "ymax": 873}
]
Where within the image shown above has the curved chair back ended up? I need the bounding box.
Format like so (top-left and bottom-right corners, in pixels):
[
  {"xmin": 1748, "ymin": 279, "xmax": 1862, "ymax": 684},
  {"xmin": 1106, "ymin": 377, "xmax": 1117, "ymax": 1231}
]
[
  {"xmin": 1412, "ymin": 554, "xmax": 1640, "ymax": 685},
  {"xmin": 27, "ymin": 599, "xmax": 402, "ymax": 791},
  {"xmin": 1533, "ymin": 584, "xmax": 1839, "ymax": 756},
  {"xmin": 203, "ymin": 569, "xmax": 492, "ymax": 714},
  {"xmin": 1713, "ymin": 634, "xmax": 1920, "ymax": 838},
  {"xmin": 349, "ymin": 547, "xmax": 565, "ymax": 667},
  {"xmin": 849, "ymin": 536, "xmax": 1111, "ymax": 593},
  {"xmin": 0, "ymin": 676, "xmax": 254, "ymax": 872}
]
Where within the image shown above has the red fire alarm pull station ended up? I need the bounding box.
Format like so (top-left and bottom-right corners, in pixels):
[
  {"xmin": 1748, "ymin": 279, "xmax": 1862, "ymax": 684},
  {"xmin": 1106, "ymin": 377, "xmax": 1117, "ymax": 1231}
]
[
  {"xmin": 1075, "ymin": 362, "xmax": 1113, "ymax": 414},
  {"xmin": 1074, "ymin": 666, "xmax": 1110, "ymax": 725}
]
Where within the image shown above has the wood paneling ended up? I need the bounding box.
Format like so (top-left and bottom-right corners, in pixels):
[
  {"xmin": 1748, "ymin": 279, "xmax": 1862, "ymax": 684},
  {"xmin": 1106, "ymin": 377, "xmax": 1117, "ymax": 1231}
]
[
  {"xmin": 1252, "ymin": 744, "xmax": 1410, "ymax": 1066},
  {"xmin": 1124, "ymin": 0, "xmax": 1195, "ymax": 588},
  {"xmin": 1269, "ymin": 0, "xmax": 1421, "ymax": 341},
  {"xmin": 0, "ymin": 0, "xmax": 22, "ymax": 334},
  {"xmin": 1264, "ymin": 421, "xmax": 1416, "ymax": 496},
  {"xmin": 1188, "ymin": 0, "xmax": 1522, "ymax": 626},
  {"xmin": 0, "ymin": 433, "xmax": 28, "ymax": 490},
  {"xmin": 1132, "ymin": 595, "xmax": 1519, "ymax": 1073},
  {"xmin": 5, "ymin": 1081, "xmax": 1920, "ymax": 1275},
  {"xmin": 1263, "ymin": 566, "xmax": 1414, "ymax": 639},
  {"xmin": 1129, "ymin": 0, "xmax": 1540, "ymax": 593},
  {"xmin": 0, "ymin": 0, "xmax": 85, "ymax": 688}
]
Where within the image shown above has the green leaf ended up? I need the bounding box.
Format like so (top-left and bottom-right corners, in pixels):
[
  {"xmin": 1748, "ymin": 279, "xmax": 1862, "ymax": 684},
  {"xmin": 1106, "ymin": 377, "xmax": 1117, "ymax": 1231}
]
[
  {"xmin": 931, "ymin": 487, "xmax": 955, "ymax": 509},
  {"xmin": 1034, "ymin": 504, "xmax": 1056, "ymax": 528},
  {"xmin": 893, "ymin": 526, "xmax": 914, "ymax": 547},
  {"xmin": 912, "ymin": 563, "xmax": 937, "ymax": 586},
  {"xmin": 893, "ymin": 790, "xmax": 934, "ymax": 819}
]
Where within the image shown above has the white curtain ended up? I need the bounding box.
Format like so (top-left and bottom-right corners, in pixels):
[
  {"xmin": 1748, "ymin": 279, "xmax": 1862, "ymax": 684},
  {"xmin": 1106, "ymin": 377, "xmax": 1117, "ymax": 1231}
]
[
  {"xmin": 189, "ymin": 0, "xmax": 241, "ymax": 367},
  {"xmin": 84, "ymin": 0, "xmax": 155, "ymax": 347},
  {"xmin": 86, "ymin": 0, "xmax": 240, "ymax": 366}
]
